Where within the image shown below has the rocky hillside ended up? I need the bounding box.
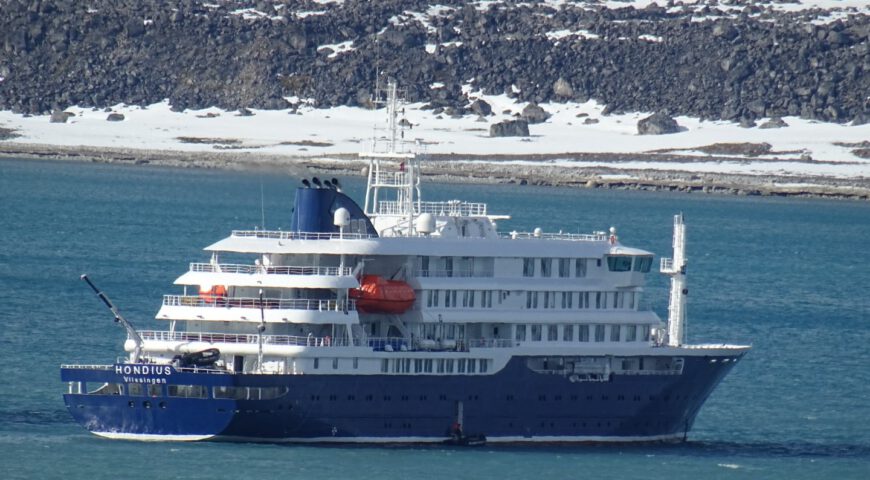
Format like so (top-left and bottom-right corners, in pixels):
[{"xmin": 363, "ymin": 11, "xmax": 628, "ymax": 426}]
[{"xmin": 0, "ymin": 0, "xmax": 867, "ymax": 124}]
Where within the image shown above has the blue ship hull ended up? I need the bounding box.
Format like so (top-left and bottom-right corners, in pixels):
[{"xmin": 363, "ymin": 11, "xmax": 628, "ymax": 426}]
[{"xmin": 62, "ymin": 354, "xmax": 741, "ymax": 443}]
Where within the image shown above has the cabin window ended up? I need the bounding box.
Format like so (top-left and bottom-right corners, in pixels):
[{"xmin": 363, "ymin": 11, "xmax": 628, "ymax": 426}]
[
  {"xmin": 563, "ymin": 325, "xmax": 574, "ymax": 341},
  {"xmin": 626, "ymin": 325, "xmax": 637, "ymax": 342},
  {"xmin": 613, "ymin": 292, "xmax": 620, "ymax": 309},
  {"xmin": 540, "ymin": 258, "xmax": 553, "ymax": 277},
  {"xmin": 628, "ymin": 292, "xmax": 636, "ymax": 310},
  {"xmin": 462, "ymin": 291, "xmax": 469, "ymax": 307},
  {"xmin": 578, "ymin": 325, "xmax": 590, "ymax": 342},
  {"xmin": 468, "ymin": 359, "xmax": 476, "ymax": 374},
  {"xmin": 128, "ymin": 384, "xmax": 144, "ymax": 396},
  {"xmin": 607, "ymin": 256, "xmax": 633, "ymax": 272},
  {"xmin": 313, "ymin": 358, "xmax": 319, "ymax": 369},
  {"xmin": 596, "ymin": 292, "xmax": 602, "ymax": 309},
  {"xmin": 446, "ymin": 359, "xmax": 455, "ymax": 373},
  {"xmin": 594, "ymin": 325, "xmax": 606, "ymax": 342},
  {"xmin": 610, "ymin": 325, "xmax": 621, "ymax": 342},
  {"xmin": 444, "ymin": 257, "xmax": 454, "ymax": 277},
  {"xmin": 544, "ymin": 292, "xmax": 551, "ymax": 309},
  {"xmin": 561, "ymin": 292, "xmax": 570, "ymax": 309},
  {"xmin": 424, "ymin": 359, "xmax": 433, "ymax": 373},
  {"xmin": 458, "ymin": 359, "xmax": 467, "ymax": 373},
  {"xmin": 381, "ymin": 359, "xmax": 389, "ymax": 372},
  {"xmin": 547, "ymin": 325, "xmax": 558, "ymax": 341},
  {"xmin": 168, "ymin": 385, "xmax": 207, "ymax": 398},
  {"xmin": 579, "ymin": 292, "xmax": 589, "ymax": 309},
  {"xmin": 558, "ymin": 258, "xmax": 570, "ymax": 277},
  {"xmin": 148, "ymin": 384, "xmax": 162, "ymax": 397},
  {"xmin": 515, "ymin": 325, "xmax": 527, "ymax": 341},
  {"xmin": 480, "ymin": 360, "xmax": 489, "ymax": 373},
  {"xmin": 420, "ymin": 256, "xmax": 430, "ymax": 276},
  {"xmin": 333, "ymin": 358, "xmax": 339, "ymax": 369},
  {"xmin": 642, "ymin": 325, "xmax": 651, "ymax": 342},
  {"xmin": 523, "ymin": 258, "xmax": 535, "ymax": 277},
  {"xmin": 437, "ymin": 359, "xmax": 445, "ymax": 373},
  {"xmin": 575, "ymin": 258, "xmax": 587, "ymax": 277},
  {"xmin": 427, "ymin": 290, "xmax": 433, "ymax": 308},
  {"xmin": 468, "ymin": 291, "xmax": 475, "ymax": 308},
  {"xmin": 531, "ymin": 325, "xmax": 542, "ymax": 341},
  {"xmin": 633, "ymin": 256, "xmax": 653, "ymax": 273}
]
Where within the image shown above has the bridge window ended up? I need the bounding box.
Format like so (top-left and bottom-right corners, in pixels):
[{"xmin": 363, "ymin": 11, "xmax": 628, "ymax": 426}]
[
  {"xmin": 607, "ymin": 256, "xmax": 633, "ymax": 272},
  {"xmin": 563, "ymin": 324, "xmax": 574, "ymax": 341},
  {"xmin": 633, "ymin": 256, "xmax": 653, "ymax": 273}
]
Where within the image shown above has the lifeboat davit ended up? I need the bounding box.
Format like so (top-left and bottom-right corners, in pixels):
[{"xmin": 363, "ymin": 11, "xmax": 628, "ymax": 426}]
[{"xmin": 350, "ymin": 275, "xmax": 416, "ymax": 314}]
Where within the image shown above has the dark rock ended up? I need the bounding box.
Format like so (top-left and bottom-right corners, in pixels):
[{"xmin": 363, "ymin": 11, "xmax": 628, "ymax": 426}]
[
  {"xmin": 470, "ymin": 99, "xmax": 492, "ymax": 116},
  {"xmin": 50, "ymin": 110, "xmax": 73, "ymax": 123},
  {"xmin": 237, "ymin": 108, "xmax": 254, "ymax": 117},
  {"xmin": 106, "ymin": 113, "xmax": 125, "ymax": 121},
  {"xmin": 490, "ymin": 119, "xmax": 529, "ymax": 137},
  {"xmin": 521, "ymin": 103, "xmax": 550, "ymax": 124},
  {"xmin": 759, "ymin": 117, "xmax": 788, "ymax": 129},
  {"xmin": 740, "ymin": 117, "xmax": 757, "ymax": 128},
  {"xmin": 637, "ymin": 112, "xmax": 680, "ymax": 135},
  {"xmin": 583, "ymin": 118, "xmax": 599, "ymax": 125}
]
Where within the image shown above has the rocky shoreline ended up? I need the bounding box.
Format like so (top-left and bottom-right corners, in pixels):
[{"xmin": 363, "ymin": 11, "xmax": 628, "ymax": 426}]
[
  {"xmin": 3, "ymin": 142, "xmax": 868, "ymax": 201},
  {"xmin": 0, "ymin": 1, "xmax": 867, "ymax": 124}
]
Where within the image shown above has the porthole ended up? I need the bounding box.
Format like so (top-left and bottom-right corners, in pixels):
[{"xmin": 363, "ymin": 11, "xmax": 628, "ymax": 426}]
[{"xmin": 143, "ymin": 401, "xmax": 151, "ymax": 409}]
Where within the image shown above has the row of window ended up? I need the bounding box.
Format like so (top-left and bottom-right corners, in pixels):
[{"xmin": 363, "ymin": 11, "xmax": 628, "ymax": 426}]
[
  {"xmin": 515, "ymin": 324, "xmax": 651, "ymax": 343},
  {"xmin": 525, "ymin": 291, "xmax": 637, "ymax": 310},
  {"xmin": 523, "ymin": 258, "xmax": 595, "ymax": 278},
  {"xmin": 83, "ymin": 383, "xmax": 289, "ymax": 400},
  {"xmin": 380, "ymin": 358, "xmax": 490, "ymax": 374},
  {"xmin": 423, "ymin": 289, "xmax": 640, "ymax": 310},
  {"xmin": 426, "ymin": 289, "xmax": 498, "ymax": 308}
]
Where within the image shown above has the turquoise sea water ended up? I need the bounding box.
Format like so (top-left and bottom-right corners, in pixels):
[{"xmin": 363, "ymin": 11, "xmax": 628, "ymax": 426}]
[{"xmin": 1, "ymin": 158, "xmax": 869, "ymax": 479}]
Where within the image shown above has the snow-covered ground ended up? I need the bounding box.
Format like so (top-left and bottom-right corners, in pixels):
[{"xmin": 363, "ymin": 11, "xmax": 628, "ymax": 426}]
[{"xmin": 1, "ymin": 95, "xmax": 868, "ymax": 182}]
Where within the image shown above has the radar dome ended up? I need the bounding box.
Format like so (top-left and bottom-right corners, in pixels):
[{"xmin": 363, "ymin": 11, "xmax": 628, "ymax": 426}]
[
  {"xmin": 416, "ymin": 213, "xmax": 436, "ymax": 234},
  {"xmin": 333, "ymin": 208, "xmax": 351, "ymax": 227}
]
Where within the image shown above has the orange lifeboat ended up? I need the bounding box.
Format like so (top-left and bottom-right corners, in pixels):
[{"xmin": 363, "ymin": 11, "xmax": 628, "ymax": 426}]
[
  {"xmin": 350, "ymin": 275, "xmax": 416, "ymax": 314},
  {"xmin": 199, "ymin": 284, "xmax": 227, "ymax": 303}
]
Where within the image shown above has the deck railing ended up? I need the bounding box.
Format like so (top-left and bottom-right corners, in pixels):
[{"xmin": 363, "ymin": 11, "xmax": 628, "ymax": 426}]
[
  {"xmin": 500, "ymin": 231, "xmax": 608, "ymax": 241},
  {"xmin": 190, "ymin": 263, "xmax": 352, "ymax": 276},
  {"xmin": 231, "ymin": 230, "xmax": 375, "ymax": 240},
  {"xmin": 162, "ymin": 295, "xmax": 355, "ymax": 312},
  {"xmin": 377, "ymin": 200, "xmax": 488, "ymax": 217},
  {"xmin": 136, "ymin": 330, "xmax": 515, "ymax": 351}
]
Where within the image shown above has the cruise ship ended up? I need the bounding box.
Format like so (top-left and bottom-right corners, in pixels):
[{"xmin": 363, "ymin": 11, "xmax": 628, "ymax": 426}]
[{"xmin": 61, "ymin": 83, "xmax": 749, "ymax": 443}]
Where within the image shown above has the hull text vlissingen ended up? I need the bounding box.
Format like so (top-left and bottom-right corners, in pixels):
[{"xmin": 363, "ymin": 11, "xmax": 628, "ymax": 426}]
[{"xmin": 62, "ymin": 82, "xmax": 749, "ymax": 444}]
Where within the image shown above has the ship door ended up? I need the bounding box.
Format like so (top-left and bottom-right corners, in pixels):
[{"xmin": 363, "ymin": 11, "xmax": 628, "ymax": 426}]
[{"xmin": 233, "ymin": 355, "xmax": 244, "ymax": 373}]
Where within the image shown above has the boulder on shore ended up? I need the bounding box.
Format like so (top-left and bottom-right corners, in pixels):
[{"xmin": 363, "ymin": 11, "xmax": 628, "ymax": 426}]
[
  {"xmin": 106, "ymin": 113, "xmax": 125, "ymax": 122},
  {"xmin": 637, "ymin": 112, "xmax": 681, "ymax": 135},
  {"xmin": 490, "ymin": 119, "xmax": 529, "ymax": 137},
  {"xmin": 521, "ymin": 104, "xmax": 551, "ymax": 124},
  {"xmin": 50, "ymin": 110, "xmax": 73, "ymax": 123}
]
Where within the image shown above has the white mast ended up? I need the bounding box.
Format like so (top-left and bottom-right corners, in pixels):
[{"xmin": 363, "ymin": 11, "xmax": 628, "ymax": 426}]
[
  {"xmin": 361, "ymin": 80, "xmax": 419, "ymax": 236},
  {"xmin": 661, "ymin": 214, "xmax": 687, "ymax": 346}
]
